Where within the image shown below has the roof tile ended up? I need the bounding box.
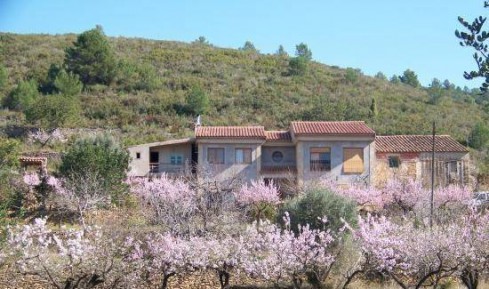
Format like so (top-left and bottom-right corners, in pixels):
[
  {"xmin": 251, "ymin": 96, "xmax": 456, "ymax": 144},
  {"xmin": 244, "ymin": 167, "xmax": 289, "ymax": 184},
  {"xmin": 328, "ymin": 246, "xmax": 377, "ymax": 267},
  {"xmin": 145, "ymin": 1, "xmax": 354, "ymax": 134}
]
[
  {"xmin": 291, "ymin": 121, "xmax": 375, "ymax": 136},
  {"xmin": 375, "ymin": 135, "xmax": 468, "ymax": 153},
  {"xmin": 265, "ymin": 131, "xmax": 292, "ymax": 142},
  {"xmin": 196, "ymin": 126, "xmax": 266, "ymax": 138}
]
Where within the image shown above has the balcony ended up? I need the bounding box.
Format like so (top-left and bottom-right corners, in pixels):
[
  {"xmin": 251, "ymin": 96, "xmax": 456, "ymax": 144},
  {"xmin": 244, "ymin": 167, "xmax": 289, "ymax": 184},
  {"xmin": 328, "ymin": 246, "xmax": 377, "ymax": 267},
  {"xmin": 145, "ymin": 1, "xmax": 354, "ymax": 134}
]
[
  {"xmin": 310, "ymin": 160, "xmax": 331, "ymax": 172},
  {"xmin": 149, "ymin": 163, "xmax": 189, "ymax": 175},
  {"xmin": 261, "ymin": 163, "xmax": 296, "ymax": 175}
]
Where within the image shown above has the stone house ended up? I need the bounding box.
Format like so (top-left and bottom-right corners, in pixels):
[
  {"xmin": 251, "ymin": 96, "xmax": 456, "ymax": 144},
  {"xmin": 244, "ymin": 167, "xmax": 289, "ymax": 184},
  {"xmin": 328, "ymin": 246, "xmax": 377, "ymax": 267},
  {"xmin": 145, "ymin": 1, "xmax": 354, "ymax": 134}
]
[
  {"xmin": 374, "ymin": 135, "xmax": 469, "ymax": 187},
  {"xmin": 128, "ymin": 121, "xmax": 469, "ymax": 188}
]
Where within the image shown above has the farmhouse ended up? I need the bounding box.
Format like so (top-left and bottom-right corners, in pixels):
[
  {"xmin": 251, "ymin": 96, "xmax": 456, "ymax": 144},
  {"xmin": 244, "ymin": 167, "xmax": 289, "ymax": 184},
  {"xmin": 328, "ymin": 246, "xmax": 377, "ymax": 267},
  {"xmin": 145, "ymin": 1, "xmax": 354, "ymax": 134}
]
[{"xmin": 128, "ymin": 121, "xmax": 469, "ymax": 188}]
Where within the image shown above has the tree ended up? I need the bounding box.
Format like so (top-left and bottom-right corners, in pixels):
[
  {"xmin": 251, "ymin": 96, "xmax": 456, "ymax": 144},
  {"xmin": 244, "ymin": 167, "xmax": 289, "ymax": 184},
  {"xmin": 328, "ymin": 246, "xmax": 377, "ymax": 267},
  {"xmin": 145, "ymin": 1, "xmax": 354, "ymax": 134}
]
[
  {"xmin": 375, "ymin": 72, "xmax": 387, "ymax": 80},
  {"xmin": 369, "ymin": 97, "xmax": 378, "ymax": 119},
  {"xmin": 278, "ymin": 188, "xmax": 357, "ymax": 233},
  {"xmin": 240, "ymin": 41, "xmax": 258, "ymax": 53},
  {"xmin": 3, "ymin": 79, "xmax": 39, "ymax": 111},
  {"xmin": 399, "ymin": 69, "xmax": 420, "ymax": 87},
  {"xmin": 64, "ymin": 26, "xmax": 117, "ymax": 85},
  {"xmin": 345, "ymin": 67, "xmax": 359, "ymax": 84},
  {"xmin": 468, "ymin": 122, "xmax": 489, "ymax": 149},
  {"xmin": 0, "ymin": 63, "xmax": 8, "ymax": 93},
  {"xmin": 193, "ymin": 36, "xmax": 210, "ymax": 45},
  {"xmin": 288, "ymin": 56, "xmax": 308, "ymax": 76},
  {"xmin": 0, "ymin": 138, "xmax": 20, "ymax": 213},
  {"xmin": 456, "ymin": 2, "xmax": 489, "ymax": 91},
  {"xmin": 234, "ymin": 180, "xmax": 280, "ymax": 224},
  {"xmin": 25, "ymin": 93, "xmax": 80, "ymax": 129},
  {"xmin": 59, "ymin": 135, "xmax": 129, "ymax": 202},
  {"xmin": 54, "ymin": 69, "xmax": 83, "ymax": 96},
  {"xmin": 428, "ymin": 78, "xmax": 444, "ymax": 104},
  {"xmin": 8, "ymin": 218, "xmax": 131, "ymax": 288},
  {"xmin": 390, "ymin": 74, "xmax": 401, "ymax": 84},
  {"xmin": 185, "ymin": 86, "xmax": 209, "ymax": 116},
  {"xmin": 295, "ymin": 42, "xmax": 312, "ymax": 61},
  {"xmin": 276, "ymin": 45, "xmax": 288, "ymax": 57}
]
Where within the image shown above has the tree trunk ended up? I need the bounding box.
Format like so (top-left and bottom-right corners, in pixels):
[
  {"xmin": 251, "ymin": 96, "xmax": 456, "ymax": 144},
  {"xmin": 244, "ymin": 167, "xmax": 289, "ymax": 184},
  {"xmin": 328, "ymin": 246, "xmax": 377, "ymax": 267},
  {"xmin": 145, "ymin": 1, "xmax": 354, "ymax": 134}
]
[
  {"xmin": 160, "ymin": 272, "xmax": 176, "ymax": 289},
  {"xmin": 461, "ymin": 269, "xmax": 479, "ymax": 289},
  {"xmin": 219, "ymin": 270, "xmax": 230, "ymax": 289}
]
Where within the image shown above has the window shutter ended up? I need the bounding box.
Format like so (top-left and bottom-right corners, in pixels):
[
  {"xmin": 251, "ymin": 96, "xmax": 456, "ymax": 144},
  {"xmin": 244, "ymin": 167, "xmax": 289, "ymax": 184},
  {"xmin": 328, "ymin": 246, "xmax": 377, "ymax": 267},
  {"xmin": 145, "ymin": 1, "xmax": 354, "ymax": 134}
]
[{"xmin": 343, "ymin": 148, "xmax": 364, "ymax": 174}]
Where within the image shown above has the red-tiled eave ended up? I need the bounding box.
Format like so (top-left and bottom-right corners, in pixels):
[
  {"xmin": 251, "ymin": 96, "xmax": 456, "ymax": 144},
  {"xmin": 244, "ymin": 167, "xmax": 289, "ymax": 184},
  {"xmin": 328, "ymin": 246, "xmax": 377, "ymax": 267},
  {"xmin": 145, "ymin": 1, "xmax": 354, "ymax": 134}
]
[
  {"xmin": 291, "ymin": 121, "xmax": 375, "ymax": 136},
  {"xmin": 196, "ymin": 126, "xmax": 266, "ymax": 138},
  {"xmin": 265, "ymin": 131, "xmax": 292, "ymax": 142},
  {"xmin": 375, "ymin": 135, "xmax": 468, "ymax": 153},
  {"xmin": 19, "ymin": 156, "xmax": 47, "ymax": 165}
]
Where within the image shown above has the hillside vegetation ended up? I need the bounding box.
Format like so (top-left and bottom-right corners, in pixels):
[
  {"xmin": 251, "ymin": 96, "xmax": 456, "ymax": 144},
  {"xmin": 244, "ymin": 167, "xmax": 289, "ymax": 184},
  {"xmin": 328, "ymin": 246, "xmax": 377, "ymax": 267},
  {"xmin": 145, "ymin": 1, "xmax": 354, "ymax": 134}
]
[{"xmin": 0, "ymin": 31, "xmax": 488, "ymax": 146}]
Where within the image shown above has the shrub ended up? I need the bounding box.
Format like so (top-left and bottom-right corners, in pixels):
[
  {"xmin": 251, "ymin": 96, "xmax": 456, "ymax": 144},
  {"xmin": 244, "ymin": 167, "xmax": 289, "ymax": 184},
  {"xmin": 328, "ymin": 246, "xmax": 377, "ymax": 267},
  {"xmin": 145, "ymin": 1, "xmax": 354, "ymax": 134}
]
[
  {"xmin": 278, "ymin": 188, "xmax": 357, "ymax": 232},
  {"xmin": 59, "ymin": 135, "xmax": 129, "ymax": 203}
]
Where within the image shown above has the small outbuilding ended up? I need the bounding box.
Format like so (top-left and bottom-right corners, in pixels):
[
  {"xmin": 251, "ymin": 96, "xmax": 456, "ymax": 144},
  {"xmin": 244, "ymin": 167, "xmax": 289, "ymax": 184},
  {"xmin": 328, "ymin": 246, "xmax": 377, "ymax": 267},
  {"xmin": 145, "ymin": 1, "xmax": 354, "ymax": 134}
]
[{"xmin": 374, "ymin": 135, "xmax": 470, "ymax": 187}]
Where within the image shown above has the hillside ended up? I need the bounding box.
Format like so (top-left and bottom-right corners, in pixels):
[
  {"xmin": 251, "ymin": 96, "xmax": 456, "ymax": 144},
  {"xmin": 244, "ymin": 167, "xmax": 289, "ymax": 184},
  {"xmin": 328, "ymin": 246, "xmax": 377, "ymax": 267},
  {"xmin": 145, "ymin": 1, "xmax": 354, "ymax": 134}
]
[{"xmin": 0, "ymin": 32, "xmax": 487, "ymax": 146}]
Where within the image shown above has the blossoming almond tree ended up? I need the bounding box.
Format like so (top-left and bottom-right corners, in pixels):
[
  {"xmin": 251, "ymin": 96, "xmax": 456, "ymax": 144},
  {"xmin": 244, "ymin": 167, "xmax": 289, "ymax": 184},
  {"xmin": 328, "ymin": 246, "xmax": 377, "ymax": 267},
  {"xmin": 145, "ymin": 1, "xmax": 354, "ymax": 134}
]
[
  {"xmin": 128, "ymin": 174, "xmax": 197, "ymax": 233},
  {"xmin": 353, "ymin": 214, "xmax": 464, "ymax": 289},
  {"xmin": 8, "ymin": 218, "xmax": 130, "ymax": 289},
  {"xmin": 234, "ymin": 180, "xmax": 280, "ymax": 224},
  {"xmin": 241, "ymin": 214, "xmax": 336, "ymax": 289}
]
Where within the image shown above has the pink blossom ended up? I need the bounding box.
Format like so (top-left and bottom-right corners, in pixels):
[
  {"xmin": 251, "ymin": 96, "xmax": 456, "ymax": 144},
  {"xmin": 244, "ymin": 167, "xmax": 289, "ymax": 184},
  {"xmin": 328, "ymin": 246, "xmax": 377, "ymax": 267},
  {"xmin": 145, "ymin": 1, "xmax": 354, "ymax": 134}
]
[
  {"xmin": 235, "ymin": 180, "xmax": 280, "ymax": 206},
  {"xmin": 23, "ymin": 172, "xmax": 40, "ymax": 186}
]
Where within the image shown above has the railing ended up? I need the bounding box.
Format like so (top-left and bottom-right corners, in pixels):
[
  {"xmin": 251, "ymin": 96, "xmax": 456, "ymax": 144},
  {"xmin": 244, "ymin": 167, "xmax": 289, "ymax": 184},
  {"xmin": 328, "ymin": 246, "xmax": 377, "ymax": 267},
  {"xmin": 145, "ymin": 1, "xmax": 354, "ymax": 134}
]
[
  {"xmin": 149, "ymin": 163, "xmax": 187, "ymax": 174},
  {"xmin": 310, "ymin": 160, "xmax": 330, "ymax": 172},
  {"xmin": 261, "ymin": 164, "xmax": 297, "ymax": 174}
]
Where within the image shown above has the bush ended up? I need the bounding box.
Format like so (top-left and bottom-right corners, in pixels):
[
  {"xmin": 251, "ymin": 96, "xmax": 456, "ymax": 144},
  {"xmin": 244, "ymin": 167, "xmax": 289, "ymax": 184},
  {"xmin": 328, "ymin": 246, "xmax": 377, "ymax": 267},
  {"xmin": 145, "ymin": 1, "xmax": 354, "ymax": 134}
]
[
  {"xmin": 59, "ymin": 135, "xmax": 129, "ymax": 202},
  {"xmin": 3, "ymin": 79, "xmax": 39, "ymax": 111},
  {"xmin": 278, "ymin": 188, "xmax": 357, "ymax": 232}
]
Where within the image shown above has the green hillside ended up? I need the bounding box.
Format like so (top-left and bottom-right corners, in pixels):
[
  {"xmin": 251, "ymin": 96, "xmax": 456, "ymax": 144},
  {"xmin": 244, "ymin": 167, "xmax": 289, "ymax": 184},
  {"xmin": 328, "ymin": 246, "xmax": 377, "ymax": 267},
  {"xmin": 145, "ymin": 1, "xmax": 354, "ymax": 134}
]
[{"xmin": 0, "ymin": 32, "xmax": 487, "ymax": 146}]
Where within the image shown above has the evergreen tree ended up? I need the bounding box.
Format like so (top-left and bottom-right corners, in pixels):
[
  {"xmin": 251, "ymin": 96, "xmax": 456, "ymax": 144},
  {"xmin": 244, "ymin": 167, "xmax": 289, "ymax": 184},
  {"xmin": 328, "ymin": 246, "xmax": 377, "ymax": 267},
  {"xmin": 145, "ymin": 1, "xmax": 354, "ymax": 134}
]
[
  {"xmin": 375, "ymin": 71, "xmax": 387, "ymax": 80},
  {"xmin": 54, "ymin": 70, "xmax": 83, "ymax": 97},
  {"xmin": 0, "ymin": 64, "xmax": 7, "ymax": 92},
  {"xmin": 276, "ymin": 45, "xmax": 288, "ymax": 57},
  {"xmin": 295, "ymin": 42, "xmax": 312, "ymax": 60},
  {"xmin": 185, "ymin": 86, "xmax": 209, "ymax": 116},
  {"xmin": 3, "ymin": 79, "xmax": 39, "ymax": 111},
  {"xmin": 468, "ymin": 122, "xmax": 489, "ymax": 149},
  {"xmin": 240, "ymin": 41, "xmax": 258, "ymax": 53},
  {"xmin": 456, "ymin": 2, "xmax": 489, "ymax": 91},
  {"xmin": 400, "ymin": 69, "xmax": 420, "ymax": 87},
  {"xmin": 64, "ymin": 26, "xmax": 117, "ymax": 85}
]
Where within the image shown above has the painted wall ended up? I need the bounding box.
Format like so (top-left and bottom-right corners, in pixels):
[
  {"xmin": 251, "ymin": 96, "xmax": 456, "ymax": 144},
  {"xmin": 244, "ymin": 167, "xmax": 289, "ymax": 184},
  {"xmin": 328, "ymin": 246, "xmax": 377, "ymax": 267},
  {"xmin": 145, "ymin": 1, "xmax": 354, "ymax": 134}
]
[
  {"xmin": 298, "ymin": 140, "xmax": 374, "ymax": 185},
  {"xmin": 197, "ymin": 141, "xmax": 262, "ymax": 183},
  {"xmin": 150, "ymin": 143, "xmax": 193, "ymax": 174},
  {"xmin": 262, "ymin": 146, "xmax": 296, "ymax": 167},
  {"xmin": 127, "ymin": 145, "xmax": 151, "ymax": 176}
]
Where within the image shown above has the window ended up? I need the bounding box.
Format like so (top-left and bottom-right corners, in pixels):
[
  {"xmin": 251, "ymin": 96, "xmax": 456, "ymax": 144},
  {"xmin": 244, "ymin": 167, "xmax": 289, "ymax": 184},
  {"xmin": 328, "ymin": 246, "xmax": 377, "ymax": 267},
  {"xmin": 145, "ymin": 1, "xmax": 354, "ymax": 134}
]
[
  {"xmin": 136, "ymin": 152, "xmax": 141, "ymax": 159},
  {"xmin": 310, "ymin": 147, "xmax": 331, "ymax": 171},
  {"xmin": 272, "ymin": 151, "xmax": 283, "ymax": 163},
  {"xmin": 170, "ymin": 155, "xmax": 183, "ymax": 165},
  {"xmin": 343, "ymin": 148, "xmax": 364, "ymax": 174},
  {"xmin": 235, "ymin": 148, "xmax": 252, "ymax": 164},
  {"xmin": 388, "ymin": 156, "xmax": 400, "ymax": 168},
  {"xmin": 207, "ymin": 148, "xmax": 225, "ymax": 164}
]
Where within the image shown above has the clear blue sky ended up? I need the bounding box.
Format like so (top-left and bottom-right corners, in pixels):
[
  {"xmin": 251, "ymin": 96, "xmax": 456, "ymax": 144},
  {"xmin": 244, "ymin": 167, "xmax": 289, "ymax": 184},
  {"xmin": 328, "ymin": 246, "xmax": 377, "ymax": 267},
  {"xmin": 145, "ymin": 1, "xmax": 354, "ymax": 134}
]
[{"xmin": 0, "ymin": 0, "xmax": 486, "ymax": 88}]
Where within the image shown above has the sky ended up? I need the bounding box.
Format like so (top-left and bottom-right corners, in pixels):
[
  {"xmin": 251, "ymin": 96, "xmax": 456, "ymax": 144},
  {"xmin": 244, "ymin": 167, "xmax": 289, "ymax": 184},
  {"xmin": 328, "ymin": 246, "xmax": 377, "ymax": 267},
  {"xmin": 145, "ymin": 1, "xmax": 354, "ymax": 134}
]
[{"xmin": 0, "ymin": 0, "xmax": 486, "ymax": 88}]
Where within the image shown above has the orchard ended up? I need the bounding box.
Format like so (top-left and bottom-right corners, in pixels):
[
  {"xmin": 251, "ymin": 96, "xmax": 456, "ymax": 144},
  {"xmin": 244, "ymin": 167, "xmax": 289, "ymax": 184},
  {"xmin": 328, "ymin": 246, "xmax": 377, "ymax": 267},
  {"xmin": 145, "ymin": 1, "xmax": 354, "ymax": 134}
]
[{"xmin": 4, "ymin": 173, "xmax": 488, "ymax": 289}]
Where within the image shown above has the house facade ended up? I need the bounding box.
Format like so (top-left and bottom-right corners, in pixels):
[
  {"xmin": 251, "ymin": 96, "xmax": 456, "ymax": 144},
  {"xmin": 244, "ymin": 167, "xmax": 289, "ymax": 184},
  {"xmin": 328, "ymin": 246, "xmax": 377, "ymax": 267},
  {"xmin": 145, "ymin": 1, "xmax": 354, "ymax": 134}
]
[
  {"xmin": 374, "ymin": 135, "xmax": 469, "ymax": 187},
  {"xmin": 128, "ymin": 121, "xmax": 469, "ymax": 188}
]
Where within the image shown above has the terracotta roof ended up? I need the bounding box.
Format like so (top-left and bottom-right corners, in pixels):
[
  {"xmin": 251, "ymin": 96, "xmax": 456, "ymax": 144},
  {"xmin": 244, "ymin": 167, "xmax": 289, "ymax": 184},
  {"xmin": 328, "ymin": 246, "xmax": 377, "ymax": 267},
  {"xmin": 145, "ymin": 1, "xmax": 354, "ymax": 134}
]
[
  {"xmin": 375, "ymin": 135, "xmax": 468, "ymax": 153},
  {"xmin": 19, "ymin": 156, "xmax": 47, "ymax": 166},
  {"xmin": 291, "ymin": 121, "xmax": 375, "ymax": 136},
  {"xmin": 265, "ymin": 131, "xmax": 292, "ymax": 142},
  {"xmin": 128, "ymin": 138, "xmax": 194, "ymax": 148},
  {"xmin": 195, "ymin": 126, "xmax": 266, "ymax": 138}
]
